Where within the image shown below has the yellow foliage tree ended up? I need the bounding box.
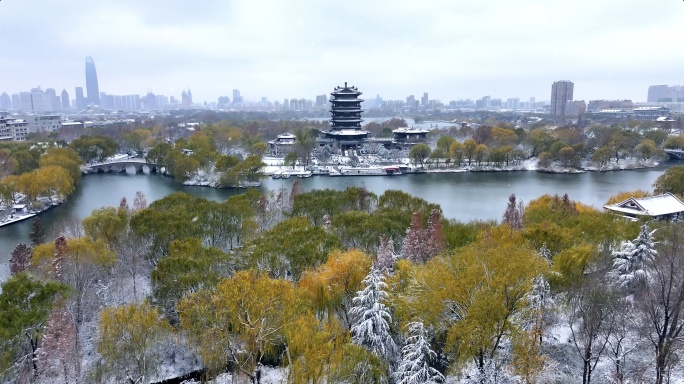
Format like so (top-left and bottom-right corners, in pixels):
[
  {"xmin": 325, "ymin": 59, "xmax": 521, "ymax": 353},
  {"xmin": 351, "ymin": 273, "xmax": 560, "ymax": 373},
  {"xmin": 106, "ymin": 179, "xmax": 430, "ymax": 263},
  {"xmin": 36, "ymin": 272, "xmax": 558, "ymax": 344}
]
[
  {"xmin": 284, "ymin": 311, "xmax": 349, "ymax": 384},
  {"xmin": 179, "ymin": 271, "xmax": 297, "ymax": 382},
  {"xmin": 406, "ymin": 226, "xmax": 547, "ymax": 374},
  {"xmin": 605, "ymin": 190, "xmax": 651, "ymax": 205},
  {"xmin": 97, "ymin": 301, "xmax": 170, "ymax": 383},
  {"xmin": 298, "ymin": 249, "xmax": 372, "ymax": 327},
  {"xmin": 39, "ymin": 148, "xmax": 82, "ymax": 184}
]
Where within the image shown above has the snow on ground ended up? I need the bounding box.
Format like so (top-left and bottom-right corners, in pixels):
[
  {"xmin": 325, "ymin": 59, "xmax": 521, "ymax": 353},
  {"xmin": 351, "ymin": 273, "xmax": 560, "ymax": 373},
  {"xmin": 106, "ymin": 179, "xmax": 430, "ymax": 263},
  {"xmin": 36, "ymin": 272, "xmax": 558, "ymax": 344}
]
[
  {"xmin": 181, "ymin": 366, "xmax": 287, "ymax": 384},
  {"xmin": 185, "ymin": 155, "xmax": 661, "ymax": 188}
]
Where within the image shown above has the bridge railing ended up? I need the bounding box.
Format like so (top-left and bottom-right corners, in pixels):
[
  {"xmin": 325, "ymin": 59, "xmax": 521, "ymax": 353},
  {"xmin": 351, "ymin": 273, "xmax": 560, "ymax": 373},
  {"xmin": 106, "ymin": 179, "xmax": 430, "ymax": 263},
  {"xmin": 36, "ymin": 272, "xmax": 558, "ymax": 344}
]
[{"xmin": 84, "ymin": 158, "xmax": 155, "ymax": 167}]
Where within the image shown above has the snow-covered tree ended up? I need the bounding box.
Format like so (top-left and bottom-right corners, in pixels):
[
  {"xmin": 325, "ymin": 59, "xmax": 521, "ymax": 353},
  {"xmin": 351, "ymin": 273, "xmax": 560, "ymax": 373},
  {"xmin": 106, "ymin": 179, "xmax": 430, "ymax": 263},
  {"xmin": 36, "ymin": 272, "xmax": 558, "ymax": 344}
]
[
  {"xmin": 539, "ymin": 243, "xmax": 552, "ymax": 263},
  {"xmin": 426, "ymin": 209, "xmax": 444, "ymax": 259},
  {"xmin": 37, "ymin": 303, "xmax": 78, "ymax": 383},
  {"xmin": 528, "ymin": 275, "xmax": 553, "ymax": 316},
  {"xmin": 610, "ymin": 224, "xmax": 657, "ymax": 290},
  {"xmin": 395, "ymin": 321, "xmax": 445, "ymax": 384},
  {"xmin": 527, "ymin": 274, "xmax": 554, "ymax": 346},
  {"xmin": 132, "ymin": 190, "xmax": 148, "ymax": 211},
  {"xmin": 502, "ymin": 194, "xmax": 523, "ymax": 230},
  {"xmin": 402, "ymin": 211, "xmax": 427, "ymax": 263},
  {"xmin": 376, "ymin": 235, "xmax": 396, "ymax": 273},
  {"xmin": 9, "ymin": 243, "xmax": 32, "ymax": 275},
  {"xmin": 350, "ymin": 268, "xmax": 398, "ymax": 365}
]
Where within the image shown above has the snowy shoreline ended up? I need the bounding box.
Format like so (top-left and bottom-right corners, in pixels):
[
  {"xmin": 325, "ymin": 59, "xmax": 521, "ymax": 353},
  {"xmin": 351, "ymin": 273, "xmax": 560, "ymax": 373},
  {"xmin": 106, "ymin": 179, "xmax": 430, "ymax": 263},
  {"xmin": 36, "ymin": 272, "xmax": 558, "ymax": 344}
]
[{"xmin": 80, "ymin": 156, "xmax": 663, "ymax": 189}]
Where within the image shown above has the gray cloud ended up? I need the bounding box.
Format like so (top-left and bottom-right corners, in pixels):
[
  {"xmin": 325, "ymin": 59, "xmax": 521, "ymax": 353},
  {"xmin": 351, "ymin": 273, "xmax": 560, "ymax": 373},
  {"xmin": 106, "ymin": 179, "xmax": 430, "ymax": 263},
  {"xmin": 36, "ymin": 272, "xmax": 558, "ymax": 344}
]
[{"xmin": 1, "ymin": 0, "xmax": 683, "ymax": 103}]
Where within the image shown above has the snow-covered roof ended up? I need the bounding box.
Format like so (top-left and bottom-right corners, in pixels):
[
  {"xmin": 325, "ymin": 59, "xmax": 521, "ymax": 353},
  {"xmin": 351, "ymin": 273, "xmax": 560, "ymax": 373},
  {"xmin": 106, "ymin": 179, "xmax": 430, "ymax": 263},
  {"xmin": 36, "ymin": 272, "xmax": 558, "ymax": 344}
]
[
  {"xmin": 604, "ymin": 193, "xmax": 684, "ymax": 217},
  {"xmin": 392, "ymin": 127, "xmax": 430, "ymax": 134},
  {"xmin": 328, "ymin": 129, "xmax": 367, "ymax": 134},
  {"xmin": 634, "ymin": 106, "xmax": 669, "ymax": 111}
]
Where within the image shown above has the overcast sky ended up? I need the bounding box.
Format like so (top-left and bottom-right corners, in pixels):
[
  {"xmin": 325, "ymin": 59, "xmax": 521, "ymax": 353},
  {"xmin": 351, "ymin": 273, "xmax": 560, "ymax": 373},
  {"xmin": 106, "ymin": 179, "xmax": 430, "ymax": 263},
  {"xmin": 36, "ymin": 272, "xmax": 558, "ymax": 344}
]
[{"xmin": 1, "ymin": 0, "xmax": 683, "ymax": 103}]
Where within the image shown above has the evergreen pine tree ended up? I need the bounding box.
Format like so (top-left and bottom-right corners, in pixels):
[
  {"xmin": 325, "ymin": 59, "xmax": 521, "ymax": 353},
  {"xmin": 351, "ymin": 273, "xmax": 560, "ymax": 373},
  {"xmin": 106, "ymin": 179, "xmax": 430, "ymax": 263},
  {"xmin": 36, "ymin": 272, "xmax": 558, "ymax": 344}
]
[
  {"xmin": 539, "ymin": 242, "xmax": 552, "ymax": 262},
  {"xmin": 350, "ymin": 268, "xmax": 398, "ymax": 365},
  {"xmin": 119, "ymin": 196, "xmax": 129, "ymax": 211},
  {"xmin": 9, "ymin": 243, "xmax": 32, "ymax": 275},
  {"xmin": 502, "ymin": 194, "xmax": 522, "ymax": 230},
  {"xmin": 395, "ymin": 321, "xmax": 445, "ymax": 384},
  {"xmin": 30, "ymin": 217, "xmax": 46, "ymax": 246},
  {"xmin": 611, "ymin": 224, "xmax": 657, "ymax": 290}
]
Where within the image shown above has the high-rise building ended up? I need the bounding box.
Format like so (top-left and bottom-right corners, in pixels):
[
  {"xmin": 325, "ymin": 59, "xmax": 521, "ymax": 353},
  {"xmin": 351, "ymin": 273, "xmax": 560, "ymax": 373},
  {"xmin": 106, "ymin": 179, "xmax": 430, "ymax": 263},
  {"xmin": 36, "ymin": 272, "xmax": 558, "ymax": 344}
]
[
  {"xmin": 61, "ymin": 89, "xmax": 70, "ymax": 110},
  {"xmin": 11, "ymin": 94, "xmax": 20, "ymax": 110},
  {"xmin": 507, "ymin": 98, "xmax": 520, "ymax": 110},
  {"xmin": 31, "ymin": 88, "xmax": 51, "ymax": 112},
  {"xmin": 421, "ymin": 92, "xmax": 428, "ymax": 106},
  {"xmin": 648, "ymin": 85, "xmax": 684, "ymax": 102},
  {"xmin": 181, "ymin": 89, "xmax": 192, "ymax": 109},
  {"xmin": 647, "ymin": 85, "xmax": 669, "ymax": 103},
  {"xmin": 75, "ymin": 87, "xmax": 86, "ymax": 110},
  {"xmin": 550, "ymin": 80, "xmax": 574, "ymax": 116},
  {"xmin": 232, "ymin": 89, "xmax": 242, "ymax": 104},
  {"xmin": 85, "ymin": 56, "xmax": 100, "ymax": 105},
  {"xmin": 217, "ymin": 96, "xmax": 230, "ymax": 109},
  {"xmin": 45, "ymin": 88, "xmax": 60, "ymax": 111},
  {"xmin": 0, "ymin": 92, "xmax": 11, "ymax": 110}
]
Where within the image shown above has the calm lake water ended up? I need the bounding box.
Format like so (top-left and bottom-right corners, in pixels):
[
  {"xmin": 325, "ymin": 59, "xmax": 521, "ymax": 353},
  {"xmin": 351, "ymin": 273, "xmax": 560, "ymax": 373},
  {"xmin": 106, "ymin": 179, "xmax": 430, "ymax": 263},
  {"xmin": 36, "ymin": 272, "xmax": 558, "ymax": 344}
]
[{"xmin": 0, "ymin": 163, "xmax": 673, "ymax": 280}]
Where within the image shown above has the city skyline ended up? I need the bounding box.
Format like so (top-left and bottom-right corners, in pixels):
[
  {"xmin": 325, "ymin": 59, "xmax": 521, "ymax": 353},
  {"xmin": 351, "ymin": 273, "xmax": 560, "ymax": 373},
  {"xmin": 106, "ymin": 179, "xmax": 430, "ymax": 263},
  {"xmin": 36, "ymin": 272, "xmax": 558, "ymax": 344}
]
[{"xmin": 1, "ymin": 1, "xmax": 683, "ymax": 103}]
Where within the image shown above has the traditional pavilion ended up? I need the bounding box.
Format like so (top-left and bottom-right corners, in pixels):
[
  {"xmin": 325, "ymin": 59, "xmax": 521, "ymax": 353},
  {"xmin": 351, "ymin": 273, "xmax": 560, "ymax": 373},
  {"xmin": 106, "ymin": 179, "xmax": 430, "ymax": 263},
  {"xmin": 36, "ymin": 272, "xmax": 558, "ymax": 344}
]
[
  {"xmin": 603, "ymin": 193, "xmax": 684, "ymax": 221},
  {"xmin": 267, "ymin": 132, "xmax": 296, "ymax": 156},
  {"xmin": 392, "ymin": 127, "xmax": 430, "ymax": 149},
  {"xmin": 323, "ymin": 82, "xmax": 369, "ymax": 151}
]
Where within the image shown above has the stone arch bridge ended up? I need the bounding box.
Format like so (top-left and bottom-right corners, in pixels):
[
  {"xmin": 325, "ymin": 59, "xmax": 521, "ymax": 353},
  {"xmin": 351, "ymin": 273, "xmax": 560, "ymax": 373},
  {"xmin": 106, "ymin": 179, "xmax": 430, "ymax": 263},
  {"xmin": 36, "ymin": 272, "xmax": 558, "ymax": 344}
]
[
  {"xmin": 82, "ymin": 158, "xmax": 160, "ymax": 174},
  {"xmin": 665, "ymin": 149, "xmax": 684, "ymax": 160}
]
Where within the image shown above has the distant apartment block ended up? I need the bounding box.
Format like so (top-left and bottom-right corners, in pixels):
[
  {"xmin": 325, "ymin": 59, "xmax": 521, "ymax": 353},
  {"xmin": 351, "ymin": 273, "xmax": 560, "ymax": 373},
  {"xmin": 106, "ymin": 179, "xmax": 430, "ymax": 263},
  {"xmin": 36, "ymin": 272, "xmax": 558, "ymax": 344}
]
[
  {"xmin": 0, "ymin": 92, "xmax": 12, "ymax": 110},
  {"xmin": 507, "ymin": 98, "xmax": 520, "ymax": 110},
  {"xmin": 0, "ymin": 117, "xmax": 29, "ymax": 141},
  {"xmin": 587, "ymin": 100, "xmax": 633, "ymax": 111},
  {"xmin": 632, "ymin": 106, "xmax": 670, "ymax": 120},
  {"xmin": 217, "ymin": 96, "xmax": 230, "ymax": 109},
  {"xmin": 565, "ymin": 100, "xmax": 586, "ymax": 116},
  {"xmin": 550, "ymin": 80, "xmax": 574, "ymax": 116},
  {"xmin": 14, "ymin": 115, "xmax": 63, "ymax": 134},
  {"xmin": 648, "ymin": 85, "xmax": 684, "ymax": 103},
  {"xmin": 232, "ymin": 89, "xmax": 242, "ymax": 104}
]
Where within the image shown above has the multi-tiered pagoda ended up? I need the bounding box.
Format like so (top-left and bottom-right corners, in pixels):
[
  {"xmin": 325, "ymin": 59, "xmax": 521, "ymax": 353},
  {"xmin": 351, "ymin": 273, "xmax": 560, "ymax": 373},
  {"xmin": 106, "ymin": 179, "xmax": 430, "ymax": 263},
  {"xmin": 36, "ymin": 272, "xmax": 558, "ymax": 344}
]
[{"xmin": 324, "ymin": 82, "xmax": 368, "ymax": 150}]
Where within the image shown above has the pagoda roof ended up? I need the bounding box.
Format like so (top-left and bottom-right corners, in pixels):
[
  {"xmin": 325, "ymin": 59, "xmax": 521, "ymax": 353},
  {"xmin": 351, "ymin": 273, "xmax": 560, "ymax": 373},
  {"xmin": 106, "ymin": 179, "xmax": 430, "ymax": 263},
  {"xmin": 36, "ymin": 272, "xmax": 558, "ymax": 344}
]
[
  {"xmin": 330, "ymin": 98, "xmax": 364, "ymax": 102},
  {"xmin": 330, "ymin": 108, "xmax": 363, "ymax": 112},
  {"xmin": 326, "ymin": 129, "xmax": 368, "ymax": 136},
  {"xmin": 331, "ymin": 82, "xmax": 362, "ymax": 96}
]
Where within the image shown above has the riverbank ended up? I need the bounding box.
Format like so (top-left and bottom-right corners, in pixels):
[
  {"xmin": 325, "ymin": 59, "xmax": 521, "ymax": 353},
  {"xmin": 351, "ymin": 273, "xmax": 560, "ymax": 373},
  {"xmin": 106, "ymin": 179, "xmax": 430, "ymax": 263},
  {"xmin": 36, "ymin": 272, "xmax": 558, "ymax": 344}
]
[
  {"xmin": 260, "ymin": 156, "xmax": 661, "ymax": 177},
  {"xmin": 0, "ymin": 197, "xmax": 63, "ymax": 229},
  {"xmin": 78, "ymin": 155, "xmax": 663, "ymax": 190}
]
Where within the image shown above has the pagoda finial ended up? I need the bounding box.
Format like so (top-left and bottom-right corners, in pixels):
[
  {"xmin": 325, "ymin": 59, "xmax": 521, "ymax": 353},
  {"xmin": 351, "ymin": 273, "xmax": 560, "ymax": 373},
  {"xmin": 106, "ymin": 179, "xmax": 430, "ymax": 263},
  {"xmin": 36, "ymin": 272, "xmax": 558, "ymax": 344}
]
[{"xmin": 345, "ymin": 82, "xmax": 347, "ymax": 88}]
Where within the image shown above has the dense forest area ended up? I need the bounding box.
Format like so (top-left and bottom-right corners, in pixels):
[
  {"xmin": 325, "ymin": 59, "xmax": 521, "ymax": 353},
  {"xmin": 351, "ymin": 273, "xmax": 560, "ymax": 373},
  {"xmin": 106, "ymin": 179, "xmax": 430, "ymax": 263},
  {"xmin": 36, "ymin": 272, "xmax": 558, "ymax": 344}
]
[{"xmin": 3, "ymin": 160, "xmax": 684, "ymax": 383}]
